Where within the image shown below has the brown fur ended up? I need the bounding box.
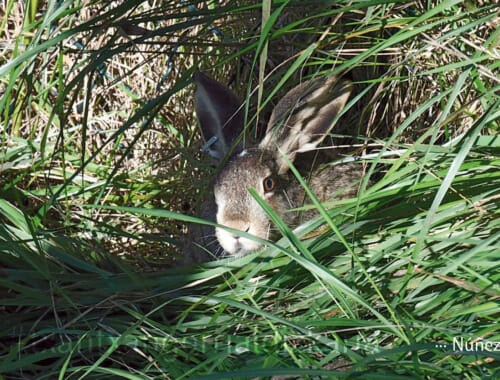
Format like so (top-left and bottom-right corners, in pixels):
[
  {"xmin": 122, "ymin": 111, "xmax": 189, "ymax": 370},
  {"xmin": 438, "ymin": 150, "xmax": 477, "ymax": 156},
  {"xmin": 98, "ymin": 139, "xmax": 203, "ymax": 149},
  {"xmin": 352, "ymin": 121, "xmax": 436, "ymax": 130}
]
[{"xmin": 185, "ymin": 73, "xmax": 363, "ymax": 262}]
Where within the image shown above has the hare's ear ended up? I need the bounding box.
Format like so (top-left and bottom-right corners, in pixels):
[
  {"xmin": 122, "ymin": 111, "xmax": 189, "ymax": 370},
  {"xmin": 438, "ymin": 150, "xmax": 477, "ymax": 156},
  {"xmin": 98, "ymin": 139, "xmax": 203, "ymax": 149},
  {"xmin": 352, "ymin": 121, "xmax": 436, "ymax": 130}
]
[
  {"xmin": 259, "ymin": 76, "xmax": 352, "ymax": 174},
  {"xmin": 193, "ymin": 72, "xmax": 244, "ymax": 160}
]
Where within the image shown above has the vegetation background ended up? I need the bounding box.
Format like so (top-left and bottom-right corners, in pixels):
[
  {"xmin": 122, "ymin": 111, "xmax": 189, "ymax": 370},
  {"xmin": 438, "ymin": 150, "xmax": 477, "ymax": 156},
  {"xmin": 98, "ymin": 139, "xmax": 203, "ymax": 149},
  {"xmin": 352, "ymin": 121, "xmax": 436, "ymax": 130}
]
[{"xmin": 0, "ymin": 0, "xmax": 499, "ymax": 378}]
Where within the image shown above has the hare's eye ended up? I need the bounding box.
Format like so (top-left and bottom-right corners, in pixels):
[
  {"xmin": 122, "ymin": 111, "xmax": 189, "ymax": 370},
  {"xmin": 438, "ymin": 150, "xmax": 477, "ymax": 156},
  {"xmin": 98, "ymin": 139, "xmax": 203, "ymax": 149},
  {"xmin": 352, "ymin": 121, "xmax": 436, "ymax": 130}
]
[{"xmin": 263, "ymin": 177, "xmax": 275, "ymax": 193}]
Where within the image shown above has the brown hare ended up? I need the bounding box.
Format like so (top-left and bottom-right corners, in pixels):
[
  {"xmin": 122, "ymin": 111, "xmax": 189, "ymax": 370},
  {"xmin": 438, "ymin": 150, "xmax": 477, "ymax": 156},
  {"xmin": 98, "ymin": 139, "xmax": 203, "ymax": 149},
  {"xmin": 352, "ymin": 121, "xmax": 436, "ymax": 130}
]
[{"xmin": 185, "ymin": 72, "xmax": 363, "ymax": 263}]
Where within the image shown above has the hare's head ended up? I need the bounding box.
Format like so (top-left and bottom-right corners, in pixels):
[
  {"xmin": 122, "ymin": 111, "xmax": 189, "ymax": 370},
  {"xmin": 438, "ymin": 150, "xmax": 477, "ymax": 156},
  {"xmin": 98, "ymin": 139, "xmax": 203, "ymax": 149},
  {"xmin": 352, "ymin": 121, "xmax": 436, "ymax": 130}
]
[{"xmin": 193, "ymin": 72, "xmax": 353, "ymax": 256}]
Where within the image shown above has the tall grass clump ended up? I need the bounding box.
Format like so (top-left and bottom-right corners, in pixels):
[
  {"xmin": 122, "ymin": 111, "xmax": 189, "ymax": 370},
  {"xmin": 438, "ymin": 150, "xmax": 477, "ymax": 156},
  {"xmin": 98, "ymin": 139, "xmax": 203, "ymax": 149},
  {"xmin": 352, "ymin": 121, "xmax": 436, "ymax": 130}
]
[{"xmin": 1, "ymin": 0, "xmax": 499, "ymax": 378}]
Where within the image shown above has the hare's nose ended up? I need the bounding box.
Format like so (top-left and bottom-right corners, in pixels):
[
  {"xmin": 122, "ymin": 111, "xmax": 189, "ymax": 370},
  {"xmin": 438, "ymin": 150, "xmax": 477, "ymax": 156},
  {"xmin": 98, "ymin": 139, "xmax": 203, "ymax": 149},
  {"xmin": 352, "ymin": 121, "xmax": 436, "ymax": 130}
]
[{"xmin": 232, "ymin": 225, "xmax": 250, "ymax": 240}]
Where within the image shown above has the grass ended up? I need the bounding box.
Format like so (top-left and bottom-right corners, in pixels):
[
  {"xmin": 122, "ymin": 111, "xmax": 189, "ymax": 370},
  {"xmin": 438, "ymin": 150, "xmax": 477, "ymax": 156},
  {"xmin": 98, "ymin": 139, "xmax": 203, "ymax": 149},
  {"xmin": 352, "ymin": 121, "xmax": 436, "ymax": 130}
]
[{"xmin": 1, "ymin": 0, "xmax": 499, "ymax": 378}]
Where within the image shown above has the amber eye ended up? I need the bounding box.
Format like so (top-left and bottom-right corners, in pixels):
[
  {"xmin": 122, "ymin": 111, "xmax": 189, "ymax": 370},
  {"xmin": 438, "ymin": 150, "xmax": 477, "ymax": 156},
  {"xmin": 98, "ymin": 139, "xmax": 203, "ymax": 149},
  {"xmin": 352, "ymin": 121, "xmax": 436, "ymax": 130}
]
[{"xmin": 263, "ymin": 177, "xmax": 275, "ymax": 193}]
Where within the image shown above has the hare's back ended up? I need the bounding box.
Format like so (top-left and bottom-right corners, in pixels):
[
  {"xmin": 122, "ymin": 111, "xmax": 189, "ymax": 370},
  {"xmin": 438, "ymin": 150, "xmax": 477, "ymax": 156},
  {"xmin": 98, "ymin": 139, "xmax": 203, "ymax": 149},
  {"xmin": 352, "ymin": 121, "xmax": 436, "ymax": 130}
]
[{"xmin": 309, "ymin": 163, "xmax": 363, "ymax": 202}]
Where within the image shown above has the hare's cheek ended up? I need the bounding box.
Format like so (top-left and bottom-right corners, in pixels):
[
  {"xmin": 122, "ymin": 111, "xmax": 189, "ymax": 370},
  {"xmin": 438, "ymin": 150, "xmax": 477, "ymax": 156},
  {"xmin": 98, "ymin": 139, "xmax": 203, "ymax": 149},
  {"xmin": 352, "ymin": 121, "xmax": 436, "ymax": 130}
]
[{"xmin": 264, "ymin": 195, "xmax": 288, "ymax": 221}]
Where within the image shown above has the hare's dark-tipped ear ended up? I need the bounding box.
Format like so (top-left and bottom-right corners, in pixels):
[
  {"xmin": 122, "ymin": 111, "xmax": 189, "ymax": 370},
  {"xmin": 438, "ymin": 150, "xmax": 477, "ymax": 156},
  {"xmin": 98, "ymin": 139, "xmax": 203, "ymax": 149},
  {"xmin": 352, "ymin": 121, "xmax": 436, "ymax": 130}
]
[
  {"xmin": 259, "ymin": 76, "xmax": 352, "ymax": 174},
  {"xmin": 193, "ymin": 72, "xmax": 244, "ymax": 161}
]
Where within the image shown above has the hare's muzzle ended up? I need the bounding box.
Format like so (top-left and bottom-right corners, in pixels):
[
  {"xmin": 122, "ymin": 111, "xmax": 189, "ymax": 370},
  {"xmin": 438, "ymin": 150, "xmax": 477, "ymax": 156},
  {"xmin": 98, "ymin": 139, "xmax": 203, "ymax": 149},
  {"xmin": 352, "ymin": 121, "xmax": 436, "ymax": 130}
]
[{"xmin": 215, "ymin": 225, "xmax": 263, "ymax": 256}]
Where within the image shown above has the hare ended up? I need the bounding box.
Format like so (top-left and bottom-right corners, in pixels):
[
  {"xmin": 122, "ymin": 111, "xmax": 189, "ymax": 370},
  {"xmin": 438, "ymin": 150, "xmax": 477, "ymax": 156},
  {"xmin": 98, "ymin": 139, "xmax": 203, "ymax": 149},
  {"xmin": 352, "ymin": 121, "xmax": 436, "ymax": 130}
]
[{"xmin": 185, "ymin": 72, "xmax": 363, "ymax": 262}]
